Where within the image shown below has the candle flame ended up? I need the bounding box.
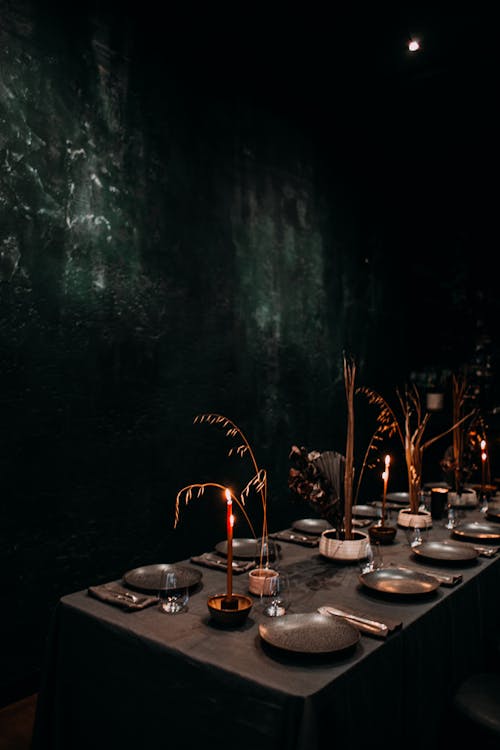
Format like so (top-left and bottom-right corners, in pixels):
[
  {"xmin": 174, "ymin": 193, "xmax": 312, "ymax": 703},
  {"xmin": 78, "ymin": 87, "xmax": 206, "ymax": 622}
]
[
  {"xmin": 385, "ymin": 455, "xmax": 391, "ymax": 468},
  {"xmin": 225, "ymin": 488, "xmax": 232, "ymax": 504},
  {"xmin": 481, "ymin": 439, "xmax": 487, "ymax": 451}
]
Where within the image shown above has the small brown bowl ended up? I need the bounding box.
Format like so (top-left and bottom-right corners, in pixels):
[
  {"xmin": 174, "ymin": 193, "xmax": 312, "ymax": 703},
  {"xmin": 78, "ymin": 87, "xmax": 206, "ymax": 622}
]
[
  {"xmin": 207, "ymin": 594, "xmax": 253, "ymax": 627},
  {"xmin": 368, "ymin": 524, "xmax": 397, "ymax": 545}
]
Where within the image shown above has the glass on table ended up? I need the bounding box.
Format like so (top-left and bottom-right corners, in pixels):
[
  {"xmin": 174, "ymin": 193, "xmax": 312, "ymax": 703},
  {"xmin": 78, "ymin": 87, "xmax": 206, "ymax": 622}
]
[
  {"xmin": 444, "ymin": 498, "xmax": 457, "ymax": 529},
  {"xmin": 358, "ymin": 541, "xmax": 383, "ymax": 574},
  {"xmin": 261, "ymin": 571, "xmax": 291, "ymax": 617},
  {"xmin": 405, "ymin": 517, "xmax": 429, "ymax": 548},
  {"xmin": 158, "ymin": 568, "xmax": 189, "ymax": 614}
]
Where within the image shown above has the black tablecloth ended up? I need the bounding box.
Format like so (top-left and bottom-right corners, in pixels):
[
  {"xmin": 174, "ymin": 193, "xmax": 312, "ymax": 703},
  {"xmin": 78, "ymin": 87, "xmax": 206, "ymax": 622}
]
[{"xmin": 32, "ymin": 513, "xmax": 500, "ymax": 750}]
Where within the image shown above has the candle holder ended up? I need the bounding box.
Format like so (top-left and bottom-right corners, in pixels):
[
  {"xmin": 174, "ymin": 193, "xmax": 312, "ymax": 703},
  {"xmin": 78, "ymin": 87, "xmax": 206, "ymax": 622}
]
[
  {"xmin": 368, "ymin": 522, "xmax": 396, "ymax": 545},
  {"xmin": 207, "ymin": 593, "xmax": 253, "ymax": 627}
]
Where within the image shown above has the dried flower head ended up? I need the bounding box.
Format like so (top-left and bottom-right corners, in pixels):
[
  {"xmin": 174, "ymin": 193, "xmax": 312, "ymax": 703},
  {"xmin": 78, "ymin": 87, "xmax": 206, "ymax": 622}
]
[{"xmin": 175, "ymin": 413, "xmax": 270, "ymax": 567}]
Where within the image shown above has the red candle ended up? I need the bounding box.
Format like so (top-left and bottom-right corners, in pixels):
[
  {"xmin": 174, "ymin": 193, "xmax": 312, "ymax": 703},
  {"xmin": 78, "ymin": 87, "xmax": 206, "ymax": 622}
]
[{"xmin": 225, "ymin": 488, "xmax": 234, "ymax": 600}]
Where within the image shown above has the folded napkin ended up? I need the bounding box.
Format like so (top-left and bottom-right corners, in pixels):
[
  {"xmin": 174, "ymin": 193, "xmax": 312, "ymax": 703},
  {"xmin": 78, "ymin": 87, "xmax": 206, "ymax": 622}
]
[
  {"xmin": 394, "ymin": 564, "xmax": 462, "ymax": 587},
  {"xmin": 474, "ymin": 545, "xmax": 498, "ymax": 558},
  {"xmin": 353, "ymin": 518, "xmax": 372, "ymax": 528},
  {"xmin": 88, "ymin": 583, "xmax": 158, "ymax": 611},
  {"xmin": 415, "ymin": 569, "xmax": 462, "ymax": 587},
  {"xmin": 269, "ymin": 529, "xmax": 319, "ymax": 547},
  {"xmin": 190, "ymin": 553, "xmax": 255, "ymax": 574},
  {"xmin": 318, "ymin": 605, "xmax": 402, "ymax": 638}
]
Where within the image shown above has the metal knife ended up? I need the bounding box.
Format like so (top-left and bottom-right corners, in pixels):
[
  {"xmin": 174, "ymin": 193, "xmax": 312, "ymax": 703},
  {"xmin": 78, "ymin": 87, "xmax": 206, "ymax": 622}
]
[{"xmin": 318, "ymin": 606, "xmax": 389, "ymax": 635}]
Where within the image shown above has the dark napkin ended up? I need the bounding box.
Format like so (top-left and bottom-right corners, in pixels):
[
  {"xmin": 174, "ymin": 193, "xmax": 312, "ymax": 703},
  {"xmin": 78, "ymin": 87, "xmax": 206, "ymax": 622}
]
[
  {"xmin": 395, "ymin": 564, "xmax": 462, "ymax": 587},
  {"xmin": 190, "ymin": 552, "xmax": 255, "ymax": 574},
  {"xmin": 88, "ymin": 583, "xmax": 158, "ymax": 611},
  {"xmin": 269, "ymin": 529, "xmax": 319, "ymax": 547}
]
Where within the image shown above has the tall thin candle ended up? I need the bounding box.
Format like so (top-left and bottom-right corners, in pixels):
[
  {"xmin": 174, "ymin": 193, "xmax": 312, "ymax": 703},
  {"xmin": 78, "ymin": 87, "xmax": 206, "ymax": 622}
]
[
  {"xmin": 382, "ymin": 455, "xmax": 390, "ymax": 525},
  {"xmin": 225, "ymin": 488, "xmax": 234, "ymax": 600},
  {"xmin": 481, "ymin": 439, "xmax": 487, "ymax": 495}
]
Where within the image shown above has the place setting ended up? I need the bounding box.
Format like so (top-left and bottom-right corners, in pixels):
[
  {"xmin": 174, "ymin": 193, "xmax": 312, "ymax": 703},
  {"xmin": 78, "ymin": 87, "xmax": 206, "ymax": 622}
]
[
  {"xmin": 258, "ymin": 612, "xmax": 361, "ymax": 661},
  {"xmin": 87, "ymin": 562, "xmax": 203, "ymax": 612},
  {"xmin": 269, "ymin": 518, "xmax": 330, "ymax": 546}
]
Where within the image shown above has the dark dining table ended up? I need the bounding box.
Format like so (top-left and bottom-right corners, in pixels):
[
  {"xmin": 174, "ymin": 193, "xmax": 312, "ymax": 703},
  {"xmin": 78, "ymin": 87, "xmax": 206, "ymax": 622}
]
[{"xmin": 32, "ymin": 507, "xmax": 500, "ymax": 750}]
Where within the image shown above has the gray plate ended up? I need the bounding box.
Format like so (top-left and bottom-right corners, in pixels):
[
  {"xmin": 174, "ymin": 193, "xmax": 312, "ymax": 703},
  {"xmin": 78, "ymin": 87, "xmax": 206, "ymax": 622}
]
[
  {"xmin": 215, "ymin": 538, "xmax": 276, "ymax": 560},
  {"xmin": 352, "ymin": 504, "xmax": 382, "ymax": 519},
  {"xmin": 486, "ymin": 502, "xmax": 500, "ymax": 522},
  {"xmin": 452, "ymin": 521, "xmax": 500, "ymax": 542},
  {"xmin": 259, "ymin": 613, "xmax": 360, "ymax": 655},
  {"xmin": 359, "ymin": 567, "xmax": 440, "ymax": 595},
  {"xmin": 385, "ymin": 492, "xmax": 410, "ymax": 505},
  {"xmin": 371, "ymin": 501, "xmax": 405, "ymax": 511},
  {"xmin": 292, "ymin": 518, "xmax": 332, "ymax": 535},
  {"xmin": 411, "ymin": 540, "xmax": 478, "ymax": 563},
  {"xmin": 123, "ymin": 563, "xmax": 202, "ymax": 592}
]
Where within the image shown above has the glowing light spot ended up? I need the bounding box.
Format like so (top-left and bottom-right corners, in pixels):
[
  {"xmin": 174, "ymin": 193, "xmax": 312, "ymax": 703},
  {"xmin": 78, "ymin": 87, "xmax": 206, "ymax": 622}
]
[{"xmin": 408, "ymin": 39, "xmax": 420, "ymax": 52}]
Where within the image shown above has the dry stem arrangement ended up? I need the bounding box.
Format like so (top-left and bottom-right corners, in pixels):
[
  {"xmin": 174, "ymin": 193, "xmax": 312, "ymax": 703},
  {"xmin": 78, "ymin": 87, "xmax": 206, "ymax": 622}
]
[
  {"xmin": 359, "ymin": 383, "xmax": 473, "ymax": 513},
  {"xmin": 174, "ymin": 414, "xmax": 270, "ymax": 568},
  {"xmin": 343, "ymin": 356, "xmax": 356, "ymax": 539},
  {"xmin": 440, "ymin": 373, "xmax": 485, "ymax": 492},
  {"xmin": 288, "ymin": 355, "xmax": 358, "ymax": 540}
]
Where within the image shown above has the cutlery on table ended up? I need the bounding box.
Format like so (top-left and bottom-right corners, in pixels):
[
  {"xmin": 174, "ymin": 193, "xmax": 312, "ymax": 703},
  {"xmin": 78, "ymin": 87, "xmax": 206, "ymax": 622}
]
[
  {"xmin": 318, "ymin": 606, "xmax": 389, "ymax": 637},
  {"xmin": 201, "ymin": 554, "xmax": 250, "ymax": 570},
  {"xmin": 111, "ymin": 591, "xmax": 141, "ymax": 603}
]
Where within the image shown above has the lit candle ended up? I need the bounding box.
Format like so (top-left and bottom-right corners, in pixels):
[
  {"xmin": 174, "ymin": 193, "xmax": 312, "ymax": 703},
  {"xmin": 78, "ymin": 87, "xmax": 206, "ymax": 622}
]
[
  {"xmin": 382, "ymin": 455, "xmax": 390, "ymax": 524},
  {"xmin": 225, "ymin": 488, "xmax": 234, "ymax": 600},
  {"xmin": 481, "ymin": 439, "xmax": 487, "ymax": 493}
]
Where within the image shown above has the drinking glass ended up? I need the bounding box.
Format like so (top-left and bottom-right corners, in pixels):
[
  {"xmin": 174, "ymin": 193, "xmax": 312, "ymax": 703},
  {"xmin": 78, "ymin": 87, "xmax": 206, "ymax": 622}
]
[
  {"xmin": 261, "ymin": 571, "xmax": 290, "ymax": 617},
  {"xmin": 158, "ymin": 569, "xmax": 189, "ymax": 614},
  {"xmin": 405, "ymin": 518, "xmax": 428, "ymax": 548},
  {"xmin": 358, "ymin": 542, "xmax": 383, "ymax": 574},
  {"xmin": 444, "ymin": 500, "xmax": 457, "ymax": 530}
]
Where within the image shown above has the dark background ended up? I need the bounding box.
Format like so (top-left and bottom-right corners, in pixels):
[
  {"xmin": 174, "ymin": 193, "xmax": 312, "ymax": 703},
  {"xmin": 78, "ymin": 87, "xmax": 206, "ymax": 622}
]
[{"xmin": 1, "ymin": 1, "xmax": 498, "ymax": 704}]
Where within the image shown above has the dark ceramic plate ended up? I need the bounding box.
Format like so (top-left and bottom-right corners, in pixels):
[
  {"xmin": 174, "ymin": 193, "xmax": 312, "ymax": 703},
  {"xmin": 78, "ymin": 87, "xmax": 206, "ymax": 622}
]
[
  {"xmin": 123, "ymin": 563, "xmax": 202, "ymax": 592},
  {"xmin": 215, "ymin": 538, "xmax": 277, "ymax": 560},
  {"xmin": 411, "ymin": 540, "xmax": 478, "ymax": 563},
  {"xmin": 292, "ymin": 518, "xmax": 332, "ymax": 535},
  {"xmin": 359, "ymin": 567, "xmax": 440, "ymax": 596},
  {"xmin": 259, "ymin": 613, "xmax": 360, "ymax": 655},
  {"xmin": 452, "ymin": 521, "xmax": 500, "ymax": 542},
  {"xmin": 385, "ymin": 492, "xmax": 410, "ymax": 505},
  {"xmin": 371, "ymin": 501, "xmax": 405, "ymax": 511},
  {"xmin": 352, "ymin": 505, "xmax": 382, "ymax": 519},
  {"xmin": 486, "ymin": 502, "xmax": 500, "ymax": 522}
]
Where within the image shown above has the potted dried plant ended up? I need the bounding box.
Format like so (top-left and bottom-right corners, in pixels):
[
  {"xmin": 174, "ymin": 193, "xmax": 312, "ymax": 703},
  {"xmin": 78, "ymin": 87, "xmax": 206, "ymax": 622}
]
[
  {"xmin": 289, "ymin": 356, "xmax": 370, "ymax": 561},
  {"xmin": 359, "ymin": 383, "xmax": 473, "ymax": 528},
  {"xmin": 440, "ymin": 373, "xmax": 482, "ymax": 506}
]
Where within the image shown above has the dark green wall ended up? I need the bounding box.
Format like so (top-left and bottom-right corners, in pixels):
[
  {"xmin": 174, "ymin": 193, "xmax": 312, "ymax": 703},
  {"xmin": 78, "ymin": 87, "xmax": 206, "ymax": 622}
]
[{"xmin": 0, "ymin": 2, "xmax": 496, "ymax": 702}]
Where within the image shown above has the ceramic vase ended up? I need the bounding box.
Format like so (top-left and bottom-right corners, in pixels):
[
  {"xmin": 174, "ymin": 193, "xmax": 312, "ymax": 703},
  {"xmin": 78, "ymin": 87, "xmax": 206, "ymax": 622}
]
[{"xmin": 319, "ymin": 529, "xmax": 369, "ymax": 562}]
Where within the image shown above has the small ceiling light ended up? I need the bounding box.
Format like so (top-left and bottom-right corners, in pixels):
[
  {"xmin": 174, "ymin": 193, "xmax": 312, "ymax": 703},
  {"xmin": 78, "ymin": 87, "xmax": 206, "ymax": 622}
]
[{"xmin": 408, "ymin": 39, "xmax": 420, "ymax": 52}]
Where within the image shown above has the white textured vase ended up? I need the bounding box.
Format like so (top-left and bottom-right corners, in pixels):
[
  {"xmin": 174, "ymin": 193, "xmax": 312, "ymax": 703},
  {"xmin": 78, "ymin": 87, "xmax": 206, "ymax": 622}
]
[
  {"xmin": 397, "ymin": 508, "xmax": 432, "ymax": 529},
  {"xmin": 448, "ymin": 488, "xmax": 478, "ymax": 508},
  {"xmin": 319, "ymin": 529, "xmax": 369, "ymax": 562},
  {"xmin": 248, "ymin": 568, "xmax": 279, "ymax": 596}
]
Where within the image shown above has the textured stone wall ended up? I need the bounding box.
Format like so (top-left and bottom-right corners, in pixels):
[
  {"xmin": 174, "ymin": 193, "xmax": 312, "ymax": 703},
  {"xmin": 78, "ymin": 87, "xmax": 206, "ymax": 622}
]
[{"xmin": 1, "ymin": 2, "xmax": 497, "ymax": 703}]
